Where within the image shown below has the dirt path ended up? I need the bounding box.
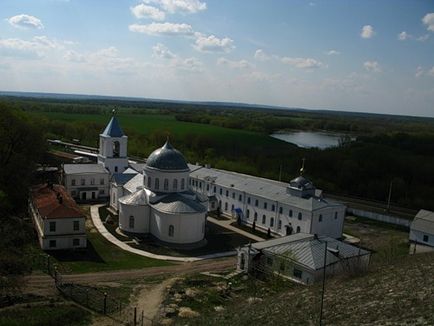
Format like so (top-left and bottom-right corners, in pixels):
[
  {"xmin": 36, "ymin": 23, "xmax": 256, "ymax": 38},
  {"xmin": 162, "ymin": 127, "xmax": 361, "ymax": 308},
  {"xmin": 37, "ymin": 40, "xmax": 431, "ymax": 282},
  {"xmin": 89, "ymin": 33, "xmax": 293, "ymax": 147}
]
[
  {"xmin": 129, "ymin": 278, "xmax": 177, "ymax": 325},
  {"xmin": 24, "ymin": 257, "xmax": 235, "ymax": 290}
]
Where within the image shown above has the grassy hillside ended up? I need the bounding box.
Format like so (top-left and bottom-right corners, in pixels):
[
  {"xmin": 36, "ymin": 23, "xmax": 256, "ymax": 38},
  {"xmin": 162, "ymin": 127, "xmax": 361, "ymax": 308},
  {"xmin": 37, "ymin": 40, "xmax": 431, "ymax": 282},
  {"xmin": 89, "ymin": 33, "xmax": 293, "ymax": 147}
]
[{"xmin": 162, "ymin": 252, "xmax": 434, "ymax": 325}]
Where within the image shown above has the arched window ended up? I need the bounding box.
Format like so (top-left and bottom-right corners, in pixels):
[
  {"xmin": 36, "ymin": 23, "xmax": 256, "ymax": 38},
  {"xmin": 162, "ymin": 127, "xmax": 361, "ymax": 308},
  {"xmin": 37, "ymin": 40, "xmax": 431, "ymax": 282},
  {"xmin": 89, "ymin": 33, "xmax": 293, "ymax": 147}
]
[
  {"xmin": 113, "ymin": 141, "xmax": 120, "ymax": 157},
  {"xmin": 225, "ymin": 202, "xmax": 228, "ymax": 211},
  {"xmin": 231, "ymin": 204, "xmax": 234, "ymax": 211},
  {"xmin": 168, "ymin": 225, "xmax": 174, "ymax": 237},
  {"xmin": 129, "ymin": 216, "xmax": 134, "ymax": 229},
  {"xmin": 173, "ymin": 179, "xmax": 178, "ymax": 190},
  {"xmin": 254, "ymin": 212, "xmax": 258, "ymax": 221},
  {"xmin": 270, "ymin": 217, "xmax": 274, "ymax": 227},
  {"xmin": 319, "ymin": 214, "xmax": 323, "ymax": 222},
  {"xmin": 298, "ymin": 212, "xmax": 302, "ymax": 220},
  {"xmin": 181, "ymin": 178, "xmax": 185, "ymax": 190},
  {"xmin": 147, "ymin": 176, "xmax": 152, "ymax": 188},
  {"xmin": 271, "ymin": 204, "xmax": 275, "ymax": 212},
  {"xmin": 262, "ymin": 215, "xmax": 266, "ymax": 224},
  {"xmin": 289, "ymin": 210, "xmax": 293, "ymax": 217},
  {"xmin": 278, "ymin": 220, "xmax": 282, "ymax": 229},
  {"xmin": 155, "ymin": 178, "xmax": 159, "ymax": 190},
  {"xmin": 334, "ymin": 212, "xmax": 338, "ymax": 219},
  {"xmin": 246, "ymin": 209, "xmax": 250, "ymax": 219},
  {"xmin": 296, "ymin": 226, "xmax": 301, "ymax": 233},
  {"xmin": 164, "ymin": 179, "xmax": 169, "ymax": 191}
]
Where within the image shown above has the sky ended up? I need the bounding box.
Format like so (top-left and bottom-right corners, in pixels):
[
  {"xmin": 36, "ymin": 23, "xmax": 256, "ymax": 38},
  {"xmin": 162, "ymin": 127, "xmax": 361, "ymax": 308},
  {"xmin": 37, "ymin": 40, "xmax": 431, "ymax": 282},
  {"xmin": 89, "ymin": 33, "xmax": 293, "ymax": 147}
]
[{"xmin": 0, "ymin": 0, "xmax": 434, "ymax": 117}]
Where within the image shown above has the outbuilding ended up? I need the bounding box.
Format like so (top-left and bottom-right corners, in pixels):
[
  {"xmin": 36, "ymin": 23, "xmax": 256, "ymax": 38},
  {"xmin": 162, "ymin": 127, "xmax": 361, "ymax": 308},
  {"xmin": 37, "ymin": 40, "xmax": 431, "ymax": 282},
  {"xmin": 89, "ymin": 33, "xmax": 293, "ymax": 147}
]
[{"xmin": 409, "ymin": 209, "xmax": 434, "ymax": 247}]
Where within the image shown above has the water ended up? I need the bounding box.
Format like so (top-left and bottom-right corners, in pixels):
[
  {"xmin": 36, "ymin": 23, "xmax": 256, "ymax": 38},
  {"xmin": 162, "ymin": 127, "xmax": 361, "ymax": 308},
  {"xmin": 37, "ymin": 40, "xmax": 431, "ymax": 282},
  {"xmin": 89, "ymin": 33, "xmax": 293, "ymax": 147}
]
[{"xmin": 271, "ymin": 131, "xmax": 351, "ymax": 149}]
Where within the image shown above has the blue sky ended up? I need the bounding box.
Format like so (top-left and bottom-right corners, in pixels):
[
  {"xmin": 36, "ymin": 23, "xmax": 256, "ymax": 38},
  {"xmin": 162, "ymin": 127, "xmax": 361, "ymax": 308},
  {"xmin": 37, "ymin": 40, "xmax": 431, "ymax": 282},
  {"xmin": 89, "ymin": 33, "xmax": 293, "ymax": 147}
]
[{"xmin": 0, "ymin": 0, "xmax": 434, "ymax": 117}]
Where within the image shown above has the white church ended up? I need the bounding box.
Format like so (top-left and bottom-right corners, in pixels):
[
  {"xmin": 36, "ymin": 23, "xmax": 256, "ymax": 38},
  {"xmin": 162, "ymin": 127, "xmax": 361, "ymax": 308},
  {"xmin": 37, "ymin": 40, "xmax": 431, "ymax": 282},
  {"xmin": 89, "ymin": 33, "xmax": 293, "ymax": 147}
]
[{"xmin": 63, "ymin": 114, "xmax": 346, "ymax": 247}]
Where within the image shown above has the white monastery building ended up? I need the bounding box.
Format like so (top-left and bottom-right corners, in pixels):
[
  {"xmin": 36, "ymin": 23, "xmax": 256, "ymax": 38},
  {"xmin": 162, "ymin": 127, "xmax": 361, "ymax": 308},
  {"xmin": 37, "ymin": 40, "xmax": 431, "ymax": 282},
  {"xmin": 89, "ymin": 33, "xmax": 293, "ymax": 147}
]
[
  {"xmin": 29, "ymin": 184, "xmax": 87, "ymax": 250},
  {"xmin": 409, "ymin": 209, "xmax": 434, "ymax": 247}
]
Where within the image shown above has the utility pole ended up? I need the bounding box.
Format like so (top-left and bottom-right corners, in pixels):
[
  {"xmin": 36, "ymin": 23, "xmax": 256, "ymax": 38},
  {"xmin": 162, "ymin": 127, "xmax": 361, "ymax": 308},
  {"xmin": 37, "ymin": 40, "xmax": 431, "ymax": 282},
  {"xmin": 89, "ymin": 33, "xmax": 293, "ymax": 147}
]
[
  {"xmin": 386, "ymin": 180, "xmax": 393, "ymax": 213},
  {"xmin": 319, "ymin": 240, "xmax": 327, "ymax": 326}
]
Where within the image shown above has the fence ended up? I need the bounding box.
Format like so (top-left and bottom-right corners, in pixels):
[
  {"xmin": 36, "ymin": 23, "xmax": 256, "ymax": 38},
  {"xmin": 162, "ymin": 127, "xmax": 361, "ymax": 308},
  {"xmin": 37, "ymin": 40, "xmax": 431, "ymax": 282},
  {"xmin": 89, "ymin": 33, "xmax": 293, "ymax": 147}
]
[
  {"xmin": 33, "ymin": 253, "xmax": 155, "ymax": 325},
  {"xmin": 347, "ymin": 207, "xmax": 412, "ymax": 228}
]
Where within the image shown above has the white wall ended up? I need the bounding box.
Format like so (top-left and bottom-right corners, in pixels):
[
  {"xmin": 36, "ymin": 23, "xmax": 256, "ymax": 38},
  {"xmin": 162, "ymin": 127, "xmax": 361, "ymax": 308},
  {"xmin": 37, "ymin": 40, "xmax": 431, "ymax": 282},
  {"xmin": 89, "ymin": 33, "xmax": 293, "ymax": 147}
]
[
  {"xmin": 150, "ymin": 210, "xmax": 205, "ymax": 244},
  {"xmin": 41, "ymin": 235, "xmax": 87, "ymax": 250},
  {"xmin": 410, "ymin": 229, "xmax": 434, "ymax": 247},
  {"xmin": 98, "ymin": 134, "xmax": 129, "ymax": 174},
  {"xmin": 119, "ymin": 202, "xmax": 150, "ymax": 234},
  {"xmin": 144, "ymin": 168, "xmax": 189, "ymax": 194},
  {"xmin": 64, "ymin": 172, "xmax": 109, "ymax": 201},
  {"xmin": 310, "ymin": 206, "xmax": 346, "ymax": 238}
]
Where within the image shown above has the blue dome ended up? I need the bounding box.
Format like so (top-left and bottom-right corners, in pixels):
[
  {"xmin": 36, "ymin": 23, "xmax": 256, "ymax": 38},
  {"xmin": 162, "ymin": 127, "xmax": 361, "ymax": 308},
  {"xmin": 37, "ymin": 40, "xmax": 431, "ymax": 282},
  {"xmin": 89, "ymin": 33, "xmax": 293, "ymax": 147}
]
[{"xmin": 146, "ymin": 140, "xmax": 189, "ymax": 171}]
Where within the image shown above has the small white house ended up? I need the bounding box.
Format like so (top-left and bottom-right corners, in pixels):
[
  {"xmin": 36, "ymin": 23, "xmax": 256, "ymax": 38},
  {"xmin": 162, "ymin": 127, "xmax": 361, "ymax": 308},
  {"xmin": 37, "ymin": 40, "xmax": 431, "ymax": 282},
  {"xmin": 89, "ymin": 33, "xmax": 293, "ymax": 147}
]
[
  {"xmin": 29, "ymin": 184, "xmax": 87, "ymax": 250},
  {"xmin": 409, "ymin": 209, "xmax": 434, "ymax": 247},
  {"xmin": 237, "ymin": 233, "xmax": 370, "ymax": 285}
]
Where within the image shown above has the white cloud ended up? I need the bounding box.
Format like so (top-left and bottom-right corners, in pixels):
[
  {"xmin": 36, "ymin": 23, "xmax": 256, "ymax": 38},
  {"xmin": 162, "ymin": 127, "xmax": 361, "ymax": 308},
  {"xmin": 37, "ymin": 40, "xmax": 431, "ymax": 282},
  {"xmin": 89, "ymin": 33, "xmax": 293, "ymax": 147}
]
[
  {"xmin": 360, "ymin": 25, "xmax": 375, "ymax": 39},
  {"xmin": 415, "ymin": 66, "xmax": 424, "ymax": 78},
  {"xmin": 422, "ymin": 13, "xmax": 434, "ymax": 32},
  {"xmin": 152, "ymin": 43, "xmax": 175, "ymax": 59},
  {"xmin": 194, "ymin": 34, "xmax": 234, "ymax": 53},
  {"xmin": 398, "ymin": 31, "xmax": 410, "ymax": 41},
  {"xmin": 131, "ymin": 4, "xmax": 165, "ymax": 21},
  {"xmin": 254, "ymin": 49, "xmax": 270, "ymax": 61},
  {"xmin": 129, "ymin": 22, "xmax": 194, "ymax": 35},
  {"xmin": 144, "ymin": 0, "xmax": 206, "ymax": 14},
  {"xmin": 64, "ymin": 50, "xmax": 86, "ymax": 63},
  {"xmin": 178, "ymin": 57, "xmax": 203, "ymax": 72},
  {"xmin": 417, "ymin": 34, "xmax": 430, "ymax": 42},
  {"xmin": 217, "ymin": 57, "xmax": 252, "ymax": 69},
  {"xmin": 428, "ymin": 67, "xmax": 434, "ymax": 77},
  {"xmin": 7, "ymin": 14, "xmax": 44, "ymax": 29},
  {"xmin": 326, "ymin": 49, "xmax": 340, "ymax": 55},
  {"xmin": 0, "ymin": 36, "xmax": 66, "ymax": 58},
  {"xmin": 281, "ymin": 57, "xmax": 324, "ymax": 69},
  {"xmin": 364, "ymin": 61, "xmax": 381, "ymax": 73}
]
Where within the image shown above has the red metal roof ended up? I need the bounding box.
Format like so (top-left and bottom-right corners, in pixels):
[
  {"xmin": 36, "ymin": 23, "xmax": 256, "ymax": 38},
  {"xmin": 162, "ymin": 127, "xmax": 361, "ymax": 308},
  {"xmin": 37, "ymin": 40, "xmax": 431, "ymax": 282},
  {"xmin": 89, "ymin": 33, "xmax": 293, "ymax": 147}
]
[{"xmin": 31, "ymin": 184, "xmax": 84, "ymax": 219}]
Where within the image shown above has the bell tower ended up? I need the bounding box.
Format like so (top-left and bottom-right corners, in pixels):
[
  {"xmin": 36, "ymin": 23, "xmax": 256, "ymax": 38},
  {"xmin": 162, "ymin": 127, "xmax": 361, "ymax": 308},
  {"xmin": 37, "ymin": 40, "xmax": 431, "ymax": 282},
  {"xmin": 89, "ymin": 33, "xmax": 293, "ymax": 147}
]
[{"xmin": 98, "ymin": 110, "xmax": 128, "ymax": 174}]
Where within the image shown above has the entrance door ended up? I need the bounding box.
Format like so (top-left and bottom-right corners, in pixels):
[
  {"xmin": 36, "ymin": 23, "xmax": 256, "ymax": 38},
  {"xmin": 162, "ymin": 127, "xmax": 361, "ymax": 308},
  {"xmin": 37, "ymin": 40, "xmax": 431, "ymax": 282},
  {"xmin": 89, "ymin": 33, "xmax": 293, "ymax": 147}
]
[
  {"xmin": 91, "ymin": 192, "xmax": 96, "ymax": 200},
  {"xmin": 81, "ymin": 192, "xmax": 87, "ymax": 201},
  {"xmin": 285, "ymin": 225, "xmax": 293, "ymax": 236}
]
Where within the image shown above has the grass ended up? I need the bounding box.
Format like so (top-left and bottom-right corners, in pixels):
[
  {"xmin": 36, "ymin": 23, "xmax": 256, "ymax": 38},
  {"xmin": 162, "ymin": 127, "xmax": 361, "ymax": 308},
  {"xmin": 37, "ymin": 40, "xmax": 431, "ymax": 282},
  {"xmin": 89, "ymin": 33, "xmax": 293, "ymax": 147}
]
[{"xmin": 0, "ymin": 303, "xmax": 92, "ymax": 326}]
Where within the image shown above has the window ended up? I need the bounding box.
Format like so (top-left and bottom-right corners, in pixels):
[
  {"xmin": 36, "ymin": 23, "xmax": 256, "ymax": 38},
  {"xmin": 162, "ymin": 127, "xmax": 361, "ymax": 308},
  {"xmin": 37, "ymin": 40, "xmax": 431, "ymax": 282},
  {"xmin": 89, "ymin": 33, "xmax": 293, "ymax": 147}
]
[
  {"xmin": 423, "ymin": 235, "xmax": 429, "ymax": 242},
  {"xmin": 226, "ymin": 190, "xmax": 229, "ymax": 197},
  {"xmin": 71, "ymin": 179, "xmax": 76, "ymax": 186},
  {"xmin": 114, "ymin": 166, "xmax": 118, "ymax": 173},
  {"xmin": 319, "ymin": 214, "xmax": 323, "ymax": 222},
  {"xmin": 278, "ymin": 220, "xmax": 282, "ymax": 229},
  {"xmin": 238, "ymin": 194, "xmax": 242, "ymax": 202},
  {"xmin": 90, "ymin": 178, "xmax": 95, "ymax": 185},
  {"xmin": 247, "ymin": 197, "xmax": 251, "ymax": 204},
  {"xmin": 49, "ymin": 222, "xmax": 56, "ymax": 232},
  {"xmin": 264, "ymin": 202, "xmax": 267, "ymax": 210},
  {"xmin": 148, "ymin": 176, "xmax": 152, "ymax": 188},
  {"xmin": 298, "ymin": 212, "xmax": 302, "ymax": 220},
  {"xmin": 129, "ymin": 216, "xmax": 135, "ymax": 229},
  {"xmin": 99, "ymin": 189, "xmax": 104, "ymax": 195},
  {"xmin": 219, "ymin": 188, "xmax": 223, "ymax": 195},
  {"xmin": 81, "ymin": 179, "xmax": 85, "ymax": 186},
  {"xmin": 232, "ymin": 192, "xmax": 235, "ymax": 199},
  {"xmin": 213, "ymin": 186, "xmax": 216, "ymax": 193},
  {"xmin": 181, "ymin": 178, "xmax": 185, "ymax": 190},
  {"xmin": 270, "ymin": 218, "xmax": 274, "ymax": 227},
  {"xmin": 255, "ymin": 199, "xmax": 258, "ymax": 207},
  {"xmin": 173, "ymin": 179, "xmax": 178, "ymax": 190},
  {"xmin": 279, "ymin": 207, "xmax": 283, "ymax": 214},
  {"xmin": 293, "ymin": 268, "xmax": 302, "ymax": 279},
  {"xmin": 231, "ymin": 204, "xmax": 234, "ymax": 211},
  {"xmin": 254, "ymin": 212, "xmax": 258, "ymax": 221},
  {"xmin": 289, "ymin": 210, "xmax": 293, "ymax": 217},
  {"xmin": 271, "ymin": 204, "xmax": 275, "ymax": 212},
  {"xmin": 73, "ymin": 220, "xmax": 79, "ymax": 231},
  {"xmin": 296, "ymin": 226, "xmax": 301, "ymax": 233},
  {"xmin": 113, "ymin": 141, "xmax": 120, "ymax": 157},
  {"xmin": 155, "ymin": 178, "xmax": 159, "ymax": 190},
  {"xmin": 164, "ymin": 179, "xmax": 169, "ymax": 191},
  {"xmin": 49, "ymin": 240, "xmax": 56, "ymax": 248},
  {"xmin": 262, "ymin": 215, "xmax": 266, "ymax": 224},
  {"xmin": 206, "ymin": 184, "xmax": 209, "ymax": 191},
  {"xmin": 169, "ymin": 225, "xmax": 174, "ymax": 237},
  {"xmin": 334, "ymin": 212, "xmax": 338, "ymax": 219},
  {"xmin": 199, "ymin": 182, "xmax": 202, "ymax": 189},
  {"xmin": 100, "ymin": 178, "xmax": 104, "ymax": 185},
  {"xmin": 73, "ymin": 238, "xmax": 80, "ymax": 246},
  {"xmin": 266, "ymin": 257, "xmax": 273, "ymax": 266},
  {"xmin": 246, "ymin": 210, "xmax": 250, "ymax": 219},
  {"xmin": 225, "ymin": 202, "xmax": 228, "ymax": 211}
]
